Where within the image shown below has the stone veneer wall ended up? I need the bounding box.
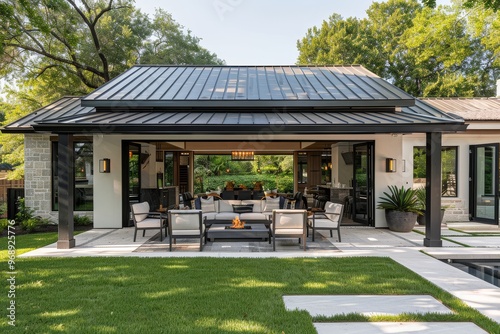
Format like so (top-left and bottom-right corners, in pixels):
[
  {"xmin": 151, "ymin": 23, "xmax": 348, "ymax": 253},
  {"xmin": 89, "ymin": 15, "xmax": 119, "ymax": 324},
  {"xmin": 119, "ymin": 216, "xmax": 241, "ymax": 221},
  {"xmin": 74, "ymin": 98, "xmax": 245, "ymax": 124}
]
[
  {"xmin": 442, "ymin": 198, "xmax": 469, "ymax": 222},
  {"xmin": 24, "ymin": 134, "xmax": 56, "ymax": 221}
]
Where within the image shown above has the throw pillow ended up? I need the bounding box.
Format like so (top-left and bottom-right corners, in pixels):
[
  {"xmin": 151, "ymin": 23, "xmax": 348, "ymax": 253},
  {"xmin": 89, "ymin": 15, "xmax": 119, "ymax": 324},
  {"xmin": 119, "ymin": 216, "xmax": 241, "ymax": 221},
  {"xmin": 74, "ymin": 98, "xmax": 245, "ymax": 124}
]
[
  {"xmin": 232, "ymin": 204, "xmax": 254, "ymax": 214},
  {"xmin": 200, "ymin": 197, "xmax": 216, "ymax": 213},
  {"xmin": 263, "ymin": 197, "xmax": 280, "ymax": 212}
]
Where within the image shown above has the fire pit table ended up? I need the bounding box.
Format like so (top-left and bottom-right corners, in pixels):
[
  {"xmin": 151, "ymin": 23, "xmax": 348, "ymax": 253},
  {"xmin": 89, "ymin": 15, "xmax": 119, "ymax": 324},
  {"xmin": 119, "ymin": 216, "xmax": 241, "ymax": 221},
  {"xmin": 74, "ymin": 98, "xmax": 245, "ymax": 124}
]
[{"xmin": 205, "ymin": 223, "xmax": 271, "ymax": 242}]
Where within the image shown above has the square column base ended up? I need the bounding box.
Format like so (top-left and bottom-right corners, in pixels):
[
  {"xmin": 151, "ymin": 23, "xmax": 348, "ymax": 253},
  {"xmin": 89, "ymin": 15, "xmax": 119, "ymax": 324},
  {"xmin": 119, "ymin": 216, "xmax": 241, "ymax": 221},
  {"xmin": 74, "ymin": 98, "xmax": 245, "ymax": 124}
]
[
  {"xmin": 57, "ymin": 239, "xmax": 76, "ymax": 249},
  {"xmin": 423, "ymin": 238, "xmax": 442, "ymax": 247}
]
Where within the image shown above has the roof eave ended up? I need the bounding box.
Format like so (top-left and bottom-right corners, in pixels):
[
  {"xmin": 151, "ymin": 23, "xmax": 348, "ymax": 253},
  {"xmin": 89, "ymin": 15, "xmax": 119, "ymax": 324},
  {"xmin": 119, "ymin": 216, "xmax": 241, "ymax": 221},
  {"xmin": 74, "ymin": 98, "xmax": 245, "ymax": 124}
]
[{"xmin": 80, "ymin": 99, "xmax": 416, "ymax": 109}]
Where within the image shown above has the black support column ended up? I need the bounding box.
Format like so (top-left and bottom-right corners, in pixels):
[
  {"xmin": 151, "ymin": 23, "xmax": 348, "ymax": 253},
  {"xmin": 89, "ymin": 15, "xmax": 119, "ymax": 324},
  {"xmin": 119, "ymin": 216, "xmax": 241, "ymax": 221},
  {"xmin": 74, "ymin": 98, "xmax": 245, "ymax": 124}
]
[
  {"xmin": 57, "ymin": 134, "xmax": 75, "ymax": 249},
  {"xmin": 424, "ymin": 132, "xmax": 443, "ymax": 247}
]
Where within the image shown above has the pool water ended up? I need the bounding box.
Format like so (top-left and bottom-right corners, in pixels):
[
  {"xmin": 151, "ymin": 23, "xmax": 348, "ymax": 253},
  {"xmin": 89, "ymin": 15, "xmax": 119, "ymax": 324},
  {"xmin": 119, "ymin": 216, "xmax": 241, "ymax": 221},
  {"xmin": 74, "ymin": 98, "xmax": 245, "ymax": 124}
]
[{"xmin": 445, "ymin": 259, "xmax": 500, "ymax": 287}]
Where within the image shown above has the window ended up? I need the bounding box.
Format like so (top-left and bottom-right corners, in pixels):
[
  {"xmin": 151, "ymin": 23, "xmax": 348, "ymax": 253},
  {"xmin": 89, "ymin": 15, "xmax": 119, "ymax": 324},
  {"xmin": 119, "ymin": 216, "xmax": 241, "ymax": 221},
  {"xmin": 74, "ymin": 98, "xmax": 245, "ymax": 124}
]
[
  {"xmin": 413, "ymin": 146, "xmax": 457, "ymax": 197},
  {"xmin": 52, "ymin": 142, "xmax": 93, "ymax": 211}
]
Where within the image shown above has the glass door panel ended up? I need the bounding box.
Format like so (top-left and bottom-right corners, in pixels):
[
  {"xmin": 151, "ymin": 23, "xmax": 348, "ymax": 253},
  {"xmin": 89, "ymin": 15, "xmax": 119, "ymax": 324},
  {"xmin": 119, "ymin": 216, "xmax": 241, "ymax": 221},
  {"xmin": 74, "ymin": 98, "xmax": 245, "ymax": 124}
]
[
  {"xmin": 470, "ymin": 144, "xmax": 499, "ymax": 224},
  {"xmin": 352, "ymin": 142, "xmax": 374, "ymax": 226}
]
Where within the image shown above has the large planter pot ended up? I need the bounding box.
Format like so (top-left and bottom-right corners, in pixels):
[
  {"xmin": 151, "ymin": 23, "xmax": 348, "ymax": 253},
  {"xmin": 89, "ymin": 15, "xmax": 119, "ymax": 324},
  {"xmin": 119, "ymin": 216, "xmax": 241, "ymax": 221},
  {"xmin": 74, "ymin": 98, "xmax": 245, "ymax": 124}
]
[
  {"xmin": 417, "ymin": 209, "xmax": 445, "ymax": 225},
  {"xmin": 385, "ymin": 210, "xmax": 418, "ymax": 232}
]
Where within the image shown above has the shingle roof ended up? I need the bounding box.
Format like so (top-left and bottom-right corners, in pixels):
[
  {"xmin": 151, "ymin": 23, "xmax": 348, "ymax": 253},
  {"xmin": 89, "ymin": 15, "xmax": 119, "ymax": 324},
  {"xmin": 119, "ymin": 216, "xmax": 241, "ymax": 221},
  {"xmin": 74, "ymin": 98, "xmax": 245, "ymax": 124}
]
[
  {"xmin": 422, "ymin": 98, "xmax": 500, "ymax": 121},
  {"xmin": 81, "ymin": 65, "xmax": 416, "ymax": 108}
]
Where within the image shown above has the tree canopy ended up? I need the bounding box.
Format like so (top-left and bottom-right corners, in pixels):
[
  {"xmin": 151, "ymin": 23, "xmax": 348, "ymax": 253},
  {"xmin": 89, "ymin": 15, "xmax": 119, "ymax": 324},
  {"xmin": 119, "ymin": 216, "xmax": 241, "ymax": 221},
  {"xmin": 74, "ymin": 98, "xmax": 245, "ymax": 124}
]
[
  {"xmin": 423, "ymin": 0, "xmax": 500, "ymax": 11},
  {"xmin": 297, "ymin": 0, "xmax": 500, "ymax": 97},
  {"xmin": 0, "ymin": 0, "xmax": 224, "ymax": 178}
]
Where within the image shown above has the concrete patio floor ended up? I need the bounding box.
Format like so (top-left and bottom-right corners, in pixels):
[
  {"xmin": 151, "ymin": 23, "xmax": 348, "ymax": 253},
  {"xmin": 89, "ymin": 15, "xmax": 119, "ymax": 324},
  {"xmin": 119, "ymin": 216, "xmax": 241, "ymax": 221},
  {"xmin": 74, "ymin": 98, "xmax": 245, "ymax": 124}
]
[{"xmin": 19, "ymin": 222, "xmax": 500, "ymax": 332}]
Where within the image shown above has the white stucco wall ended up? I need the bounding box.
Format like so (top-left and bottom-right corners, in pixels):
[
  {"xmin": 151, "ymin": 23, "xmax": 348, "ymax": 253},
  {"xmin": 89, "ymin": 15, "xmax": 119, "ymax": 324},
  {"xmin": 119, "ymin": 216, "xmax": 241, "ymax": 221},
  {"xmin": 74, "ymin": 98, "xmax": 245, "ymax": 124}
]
[{"xmin": 93, "ymin": 134, "xmax": 123, "ymax": 228}]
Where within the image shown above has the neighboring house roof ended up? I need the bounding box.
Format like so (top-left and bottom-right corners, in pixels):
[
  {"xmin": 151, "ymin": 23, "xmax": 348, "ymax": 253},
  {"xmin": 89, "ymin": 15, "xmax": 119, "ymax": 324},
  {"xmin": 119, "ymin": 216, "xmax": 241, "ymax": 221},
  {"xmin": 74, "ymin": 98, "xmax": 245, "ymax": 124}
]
[
  {"xmin": 2, "ymin": 65, "xmax": 467, "ymax": 134},
  {"xmin": 0, "ymin": 163, "xmax": 13, "ymax": 170},
  {"xmin": 81, "ymin": 65, "xmax": 416, "ymax": 108},
  {"xmin": 421, "ymin": 98, "xmax": 500, "ymax": 121}
]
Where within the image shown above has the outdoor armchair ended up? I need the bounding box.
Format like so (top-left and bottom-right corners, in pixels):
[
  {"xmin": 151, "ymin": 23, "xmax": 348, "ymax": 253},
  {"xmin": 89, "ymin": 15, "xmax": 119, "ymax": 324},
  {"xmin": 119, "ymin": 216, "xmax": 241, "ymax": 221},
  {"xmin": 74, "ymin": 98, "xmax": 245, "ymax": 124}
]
[
  {"xmin": 308, "ymin": 201, "xmax": 343, "ymax": 242},
  {"xmin": 271, "ymin": 209, "xmax": 308, "ymax": 251},
  {"xmin": 130, "ymin": 202, "xmax": 166, "ymax": 242},
  {"xmin": 167, "ymin": 210, "xmax": 205, "ymax": 251}
]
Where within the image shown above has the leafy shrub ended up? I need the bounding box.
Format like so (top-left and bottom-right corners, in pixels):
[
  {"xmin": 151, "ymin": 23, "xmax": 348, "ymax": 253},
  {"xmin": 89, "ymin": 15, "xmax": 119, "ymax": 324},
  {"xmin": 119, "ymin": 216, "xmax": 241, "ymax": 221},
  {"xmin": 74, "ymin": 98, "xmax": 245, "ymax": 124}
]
[
  {"xmin": 0, "ymin": 218, "xmax": 8, "ymax": 231},
  {"xmin": 21, "ymin": 218, "xmax": 40, "ymax": 233},
  {"xmin": 15, "ymin": 198, "xmax": 52, "ymax": 233},
  {"xmin": 0, "ymin": 202, "xmax": 7, "ymax": 217},
  {"xmin": 74, "ymin": 215, "xmax": 93, "ymax": 226},
  {"xmin": 196, "ymin": 174, "xmax": 294, "ymax": 194},
  {"xmin": 15, "ymin": 198, "xmax": 35, "ymax": 222}
]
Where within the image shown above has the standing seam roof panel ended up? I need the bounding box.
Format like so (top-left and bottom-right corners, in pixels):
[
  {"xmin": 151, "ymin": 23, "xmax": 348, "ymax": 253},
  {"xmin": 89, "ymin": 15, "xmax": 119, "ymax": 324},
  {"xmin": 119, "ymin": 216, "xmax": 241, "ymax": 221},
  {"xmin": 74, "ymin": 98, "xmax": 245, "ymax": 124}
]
[
  {"xmin": 200, "ymin": 67, "xmax": 222, "ymax": 99},
  {"xmin": 172, "ymin": 67, "xmax": 204, "ymax": 100},
  {"xmin": 115, "ymin": 67, "xmax": 163, "ymax": 100},
  {"xmin": 109, "ymin": 67, "xmax": 161, "ymax": 100},
  {"xmin": 186, "ymin": 67, "xmax": 213, "ymax": 100},
  {"xmin": 160, "ymin": 67, "xmax": 196, "ymax": 100},
  {"xmin": 223, "ymin": 67, "xmax": 240, "ymax": 100},
  {"xmin": 235, "ymin": 67, "xmax": 248, "ymax": 100},
  {"xmin": 256, "ymin": 67, "xmax": 271, "ymax": 99},
  {"xmin": 331, "ymin": 68, "xmax": 374, "ymax": 100},
  {"xmin": 282, "ymin": 66, "xmax": 308, "ymax": 99},
  {"xmin": 133, "ymin": 67, "xmax": 176, "ymax": 100},
  {"xmin": 84, "ymin": 66, "xmax": 140, "ymax": 100},
  {"xmin": 149, "ymin": 67, "xmax": 186, "ymax": 100},
  {"xmin": 275, "ymin": 67, "xmax": 297, "ymax": 100},
  {"xmin": 292, "ymin": 67, "xmax": 322, "ymax": 99},
  {"xmin": 265, "ymin": 67, "xmax": 286, "ymax": 100},
  {"xmin": 211, "ymin": 67, "xmax": 231, "ymax": 100},
  {"xmin": 94, "ymin": 67, "xmax": 153, "ymax": 101},
  {"xmin": 319, "ymin": 68, "xmax": 359, "ymax": 100}
]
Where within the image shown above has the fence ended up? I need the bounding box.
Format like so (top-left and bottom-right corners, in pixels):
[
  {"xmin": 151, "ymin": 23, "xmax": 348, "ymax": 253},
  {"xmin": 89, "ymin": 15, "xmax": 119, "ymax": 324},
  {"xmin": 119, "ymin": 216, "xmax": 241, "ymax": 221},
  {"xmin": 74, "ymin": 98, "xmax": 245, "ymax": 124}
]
[{"xmin": 0, "ymin": 179, "xmax": 24, "ymax": 218}]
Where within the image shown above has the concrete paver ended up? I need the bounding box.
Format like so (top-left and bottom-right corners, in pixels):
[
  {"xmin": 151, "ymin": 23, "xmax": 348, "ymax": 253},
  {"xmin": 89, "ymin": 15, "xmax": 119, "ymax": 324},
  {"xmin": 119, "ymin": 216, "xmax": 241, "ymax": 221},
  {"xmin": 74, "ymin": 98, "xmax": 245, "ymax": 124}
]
[
  {"xmin": 284, "ymin": 295, "xmax": 453, "ymax": 316},
  {"xmin": 314, "ymin": 322, "xmax": 488, "ymax": 334}
]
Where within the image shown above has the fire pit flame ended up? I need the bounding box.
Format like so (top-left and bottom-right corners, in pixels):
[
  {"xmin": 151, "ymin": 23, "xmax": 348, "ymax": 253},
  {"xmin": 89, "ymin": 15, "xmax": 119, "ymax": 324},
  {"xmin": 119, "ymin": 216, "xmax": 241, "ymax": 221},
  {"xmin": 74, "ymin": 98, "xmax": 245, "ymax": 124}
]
[{"xmin": 231, "ymin": 216, "xmax": 245, "ymax": 229}]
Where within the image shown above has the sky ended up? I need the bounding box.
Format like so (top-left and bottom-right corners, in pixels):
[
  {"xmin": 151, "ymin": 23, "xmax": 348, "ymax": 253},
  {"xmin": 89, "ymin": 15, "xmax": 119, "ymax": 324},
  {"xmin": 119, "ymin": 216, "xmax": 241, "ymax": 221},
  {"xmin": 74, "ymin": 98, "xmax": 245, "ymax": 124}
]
[{"xmin": 138, "ymin": 0, "xmax": 451, "ymax": 65}]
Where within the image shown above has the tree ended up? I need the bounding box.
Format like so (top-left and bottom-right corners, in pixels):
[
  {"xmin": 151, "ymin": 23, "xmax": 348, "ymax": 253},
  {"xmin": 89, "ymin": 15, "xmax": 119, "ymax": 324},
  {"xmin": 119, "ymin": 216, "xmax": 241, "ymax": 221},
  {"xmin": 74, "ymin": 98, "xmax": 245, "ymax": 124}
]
[
  {"xmin": 297, "ymin": 0, "xmax": 499, "ymax": 97},
  {"xmin": 0, "ymin": 0, "xmax": 223, "ymax": 93},
  {"xmin": 0, "ymin": 0, "xmax": 224, "ymax": 177},
  {"xmin": 422, "ymin": 0, "xmax": 500, "ymax": 11}
]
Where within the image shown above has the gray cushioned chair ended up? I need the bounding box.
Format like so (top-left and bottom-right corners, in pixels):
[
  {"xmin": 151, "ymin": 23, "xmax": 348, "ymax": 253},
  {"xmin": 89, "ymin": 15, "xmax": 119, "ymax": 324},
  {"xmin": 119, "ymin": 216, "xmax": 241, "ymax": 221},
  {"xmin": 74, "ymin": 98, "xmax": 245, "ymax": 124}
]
[
  {"xmin": 167, "ymin": 209, "xmax": 204, "ymax": 251},
  {"xmin": 271, "ymin": 209, "xmax": 307, "ymax": 251},
  {"xmin": 307, "ymin": 201, "xmax": 343, "ymax": 242},
  {"xmin": 130, "ymin": 202, "xmax": 166, "ymax": 242}
]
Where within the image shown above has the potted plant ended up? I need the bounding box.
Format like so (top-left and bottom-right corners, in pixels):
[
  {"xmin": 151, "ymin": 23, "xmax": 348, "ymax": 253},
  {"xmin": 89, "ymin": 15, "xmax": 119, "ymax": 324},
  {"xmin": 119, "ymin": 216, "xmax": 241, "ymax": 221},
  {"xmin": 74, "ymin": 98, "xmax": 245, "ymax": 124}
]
[
  {"xmin": 415, "ymin": 187, "xmax": 446, "ymax": 225},
  {"xmin": 377, "ymin": 185, "xmax": 422, "ymax": 232}
]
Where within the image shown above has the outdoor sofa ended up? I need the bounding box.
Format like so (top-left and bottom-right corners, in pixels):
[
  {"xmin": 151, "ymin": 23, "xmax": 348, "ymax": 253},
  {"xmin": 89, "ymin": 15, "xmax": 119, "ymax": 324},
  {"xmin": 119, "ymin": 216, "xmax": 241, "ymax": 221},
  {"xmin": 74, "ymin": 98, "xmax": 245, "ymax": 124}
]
[{"xmin": 195, "ymin": 196, "xmax": 288, "ymax": 225}]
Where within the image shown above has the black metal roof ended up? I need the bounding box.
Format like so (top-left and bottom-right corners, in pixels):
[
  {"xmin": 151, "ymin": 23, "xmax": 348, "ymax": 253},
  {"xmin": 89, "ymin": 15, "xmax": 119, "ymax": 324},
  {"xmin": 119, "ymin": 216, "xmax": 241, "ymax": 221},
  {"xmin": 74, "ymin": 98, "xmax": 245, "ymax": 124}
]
[
  {"xmin": 81, "ymin": 65, "xmax": 416, "ymax": 108},
  {"xmin": 2, "ymin": 96, "xmax": 467, "ymax": 134},
  {"xmin": 2, "ymin": 65, "xmax": 467, "ymax": 135}
]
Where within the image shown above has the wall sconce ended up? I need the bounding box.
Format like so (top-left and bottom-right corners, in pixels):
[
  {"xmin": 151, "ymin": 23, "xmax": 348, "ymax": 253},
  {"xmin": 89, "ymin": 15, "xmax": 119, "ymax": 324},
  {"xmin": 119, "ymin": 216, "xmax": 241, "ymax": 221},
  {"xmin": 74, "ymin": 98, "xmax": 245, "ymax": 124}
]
[
  {"xmin": 386, "ymin": 158, "xmax": 396, "ymax": 173},
  {"xmin": 99, "ymin": 158, "xmax": 110, "ymax": 173}
]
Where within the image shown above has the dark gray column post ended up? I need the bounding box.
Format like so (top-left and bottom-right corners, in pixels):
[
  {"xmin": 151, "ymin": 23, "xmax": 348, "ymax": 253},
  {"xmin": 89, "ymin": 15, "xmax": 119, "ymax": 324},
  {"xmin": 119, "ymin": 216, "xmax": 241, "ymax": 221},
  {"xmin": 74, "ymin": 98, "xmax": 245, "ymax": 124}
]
[
  {"xmin": 57, "ymin": 134, "xmax": 75, "ymax": 249},
  {"xmin": 424, "ymin": 132, "xmax": 443, "ymax": 247}
]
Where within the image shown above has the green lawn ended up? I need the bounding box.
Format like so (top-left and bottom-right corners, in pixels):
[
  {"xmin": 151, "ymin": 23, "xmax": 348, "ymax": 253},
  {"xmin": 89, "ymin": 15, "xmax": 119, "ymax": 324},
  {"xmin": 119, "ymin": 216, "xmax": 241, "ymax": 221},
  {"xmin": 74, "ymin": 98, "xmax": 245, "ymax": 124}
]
[{"xmin": 1, "ymin": 234, "xmax": 499, "ymax": 333}]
